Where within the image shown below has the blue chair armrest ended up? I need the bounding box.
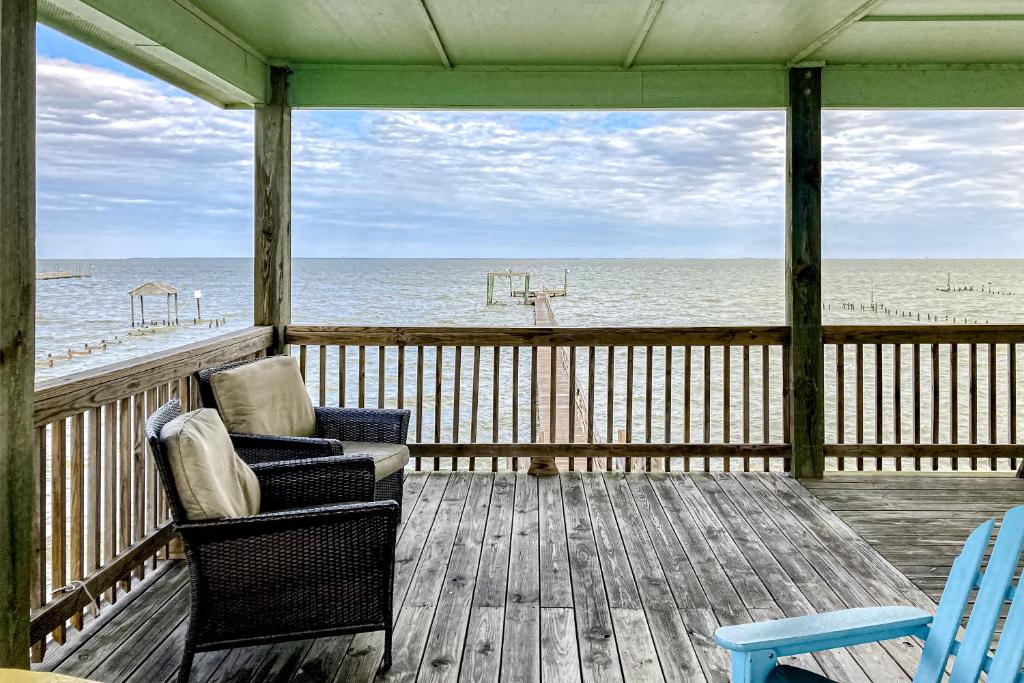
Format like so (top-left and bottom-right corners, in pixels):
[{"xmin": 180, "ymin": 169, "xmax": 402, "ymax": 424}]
[{"xmin": 714, "ymin": 606, "xmax": 932, "ymax": 657}]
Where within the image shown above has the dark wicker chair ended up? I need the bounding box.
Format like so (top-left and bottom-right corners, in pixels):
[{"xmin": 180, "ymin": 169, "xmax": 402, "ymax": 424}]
[
  {"xmin": 146, "ymin": 399, "xmax": 399, "ymax": 683},
  {"xmin": 196, "ymin": 358, "xmax": 411, "ymax": 517}
]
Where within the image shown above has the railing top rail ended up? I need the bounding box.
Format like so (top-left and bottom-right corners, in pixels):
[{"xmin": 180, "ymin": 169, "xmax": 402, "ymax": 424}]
[
  {"xmin": 285, "ymin": 325, "xmax": 791, "ymax": 347},
  {"xmin": 34, "ymin": 326, "xmax": 273, "ymax": 426},
  {"xmin": 824, "ymin": 324, "xmax": 1024, "ymax": 345}
]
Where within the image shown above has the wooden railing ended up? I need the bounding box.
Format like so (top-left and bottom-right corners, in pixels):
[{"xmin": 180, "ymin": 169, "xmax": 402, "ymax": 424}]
[
  {"xmin": 22, "ymin": 322, "xmax": 1024, "ymax": 660},
  {"xmin": 287, "ymin": 324, "xmax": 1024, "ymax": 475},
  {"xmin": 285, "ymin": 325, "xmax": 794, "ymax": 472},
  {"xmin": 824, "ymin": 325, "xmax": 1023, "ymax": 472},
  {"xmin": 28, "ymin": 327, "xmax": 272, "ymax": 660}
]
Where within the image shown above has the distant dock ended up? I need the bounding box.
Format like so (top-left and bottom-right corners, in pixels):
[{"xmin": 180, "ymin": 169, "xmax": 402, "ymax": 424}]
[{"xmin": 36, "ymin": 270, "xmax": 87, "ymax": 281}]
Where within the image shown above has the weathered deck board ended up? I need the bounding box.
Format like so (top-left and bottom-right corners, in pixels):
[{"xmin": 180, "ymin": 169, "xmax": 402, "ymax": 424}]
[
  {"xmin": 43, "ymin": 471, "xmax": 964, "ymax": 682},
  {"xmin": 805, "ymin": 472, "xmax": 1024, "ymax": 640}
]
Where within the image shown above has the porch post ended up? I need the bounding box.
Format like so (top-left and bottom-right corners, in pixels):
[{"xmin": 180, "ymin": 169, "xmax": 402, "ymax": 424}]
[
  {"xmin": 0, "ymin": 0, "xmax": 36, "ymax": 667},
  {"xmin": 786, "ymin": 67, "xmax": 825, "ymax": 479},
  {"xmin": 254, "ymin": 67, "xmax": 291, "ymax": 355}
]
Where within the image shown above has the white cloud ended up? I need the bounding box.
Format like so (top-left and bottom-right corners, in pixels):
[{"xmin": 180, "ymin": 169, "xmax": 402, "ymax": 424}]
[{"xmin": 35, "ymin": 56, "xmax": 1024, "ymax": 258}]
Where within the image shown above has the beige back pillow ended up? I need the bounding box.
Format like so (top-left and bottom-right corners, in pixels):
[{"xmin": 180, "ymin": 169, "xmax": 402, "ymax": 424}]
[
  {"xmin": 160, "ymin": 409, "xmax": 260, "ymax": 521},
  {"xmin": 210, "ymin": 356, "xmax": 317, "ymax": 437}
]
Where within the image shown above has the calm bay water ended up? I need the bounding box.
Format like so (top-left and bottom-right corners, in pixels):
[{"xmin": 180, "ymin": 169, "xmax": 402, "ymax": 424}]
[{"xmin": 36, "ymin": 258, "xmax": 1024, "ymax": 381}]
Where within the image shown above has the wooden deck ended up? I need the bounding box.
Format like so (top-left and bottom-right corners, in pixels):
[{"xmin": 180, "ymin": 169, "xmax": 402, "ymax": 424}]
[
  {"xmin": 805, "ymin": 472, "xmax": 1024, "ymax": 605},
  {"xmin": 41, "ymin": 470, "xmax": 1019, "ymax": 683}
]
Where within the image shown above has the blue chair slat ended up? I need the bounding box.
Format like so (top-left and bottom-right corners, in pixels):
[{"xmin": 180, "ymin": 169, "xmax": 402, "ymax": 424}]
[
  {"xmin": 950, "ymin": 507, "xmax": 1024, "ymax": 683},
  {"xmin": 979, "ymin": 522, "xmax": 1024, "ymax": 683},
  {"xmin": 913, "ymin": 518, "xmax": 995, "ymax": 683}
]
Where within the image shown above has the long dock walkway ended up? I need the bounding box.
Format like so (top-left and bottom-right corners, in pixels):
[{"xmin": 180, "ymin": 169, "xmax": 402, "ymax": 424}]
[{"xmin": 531, "ymin": 293, "xmax": 592, "ymax": 474}]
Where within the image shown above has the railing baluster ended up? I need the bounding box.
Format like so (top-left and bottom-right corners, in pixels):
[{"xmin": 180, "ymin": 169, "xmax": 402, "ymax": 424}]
[
  {"xmin": 684, "ymin": 345, "xmax": 692, "ymax": 472},
  {"xmin": 298, "ymin": 344, "xmax": 307, "ymax": 382},
  {"xmin": 836, "ymin": 344, "xmax": 845, "ymax": 472},
  {"xmin": 723, "ymin": 345, "xmax": 731, "ymax": 472},
  {"xmin": 549, "ymin": 344, "xmax": 557, "ymax": 447},
  {"xmin": 471, "ymin": 346, "xmax": 480, "ymax": 471},
  {"xmin": 951, "ymin": 343, "xmax": 959, "ymax": 470},
  {"xmin": 664, "ymin": 345, "xmax": 672, "ymax": 472},
  {"xmin": 969, "ymin": 343, "xmax": 978, "ymax": 469},
  {"xmin": 874, "ymin": 344, "xmax": 883, "ymax": 471},
  {"xmin": 606, "ymin": 346, "xmax": 614, "ymax": 472},
  {"xmin": 103, "ymin": 403, "xmax": 117, "ymax": 604},
  {"xmin": 132, "ymin": 393, "xmax": 146, "ymax": 579},
  {"xmin": 855, "ymin": 344, "xmax": 864, "ymax": 470},
  {"xmin": 358, "ymin": 346, "xmax": 366, "ymax": 408},
  {"xmin": 913, "ymin": 344, "xmax": 921, "ymax": 449},
  {"xmin": 531, "ymin": 346, "xmax": 539, "ymax": 447},
  {"xmin": 742, "ymin": 345, "xmax": 750, "ymax": 472},
  {"xmin": 931, "ymin": 343, "xmax": 940, "ymax": 470},
  {"xmin": 338, "ymin": 345, "xmax": 346, "ymax": 407},
  {"xmin": 569, "ymin": 347, "xmax": 577, "ymax": 453},
  {"xmin": 645, "ymin": 346, "xmax": 653, "ymax": 451},
  {"xmin": 70, "ymin": 412, "xmax": 85, "ymax": 629},
  {"xmin": 762, "ymin": 345, "xmax": 769, "ymax": 471},
  {"xmin": 87, "ymin": 408, "xmax": 101, "ymax": 612},
  {"xmin": 492, "ymin": 346, "xmax": 500, "ymax": 472},
  {"xmin": 988, "ymin": 343, "xmax": 997, "ymax": 459},
  {"xmin": 1010, "ymin": 343, "xmax": 1018, "ymax": 450},
  {"xmin": 415, "ymin": 346, "xmax": 424, "ymax": 470},
  {"xmin": 512, "ymin": 346, "xmax": 520, "ymax": 471},
  {"xmin": 319, "ymin": 345, "xmax": 327, "ymax": 406},
  {"xmin": 893, "ymin": 344, "xmax": 901, "ymax": 471},
  {"xmin": 397, "ymin": 346, "xmax": 405, "ymax": 410},
  {"xmin": 434, "ymin": 346, "xmax": 443, "ymax": 470},
  {"xmin": 31, "ymin": 426, "xmax": 47, "ymax": 661},
  {"xmin": 51, "ymin": 418, "xmax": 67, "ymax": 643},
  {"xmin": 453, "ymin": 346, "xmax": 462, "ymax": 455},
  {"xmin": 378, "ymin": 346, "xmax": 386, "ymax": 410},
  {"xmin": 703, "ymin": 346, "xmax": 711, "ymax": 472},
  {"xmin": 118, "ymin": 398, "xmax": 131, "ymax": 590},
  {"xmin": 625, "ymin": 346, "xmax": 633, "ymax": 472},
  {"xmin": 587, "ymin": 347, "xmax": 595, "ymax": 472}
]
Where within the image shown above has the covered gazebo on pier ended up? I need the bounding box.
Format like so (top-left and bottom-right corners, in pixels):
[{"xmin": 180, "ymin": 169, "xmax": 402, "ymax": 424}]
[{"xmin": 2, "ymin": 1, "xmax": 1024, "ymax": 679}]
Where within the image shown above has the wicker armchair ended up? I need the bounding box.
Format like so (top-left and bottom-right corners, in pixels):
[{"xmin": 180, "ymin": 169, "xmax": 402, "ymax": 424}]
[
  {"xmin": 146, "ymin": 400, "xmax": 399, "ymax": 683},
  {"xmin": 196, "ymin": 358, "xmax": 411, "ymax": 517}
]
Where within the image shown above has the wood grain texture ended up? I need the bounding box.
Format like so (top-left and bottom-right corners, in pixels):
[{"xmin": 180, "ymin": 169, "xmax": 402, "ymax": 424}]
[
  {"xmin": 285, "ymin": 325, "xmax": 790, "ymax": 348},
  {"xmin": 786, "ymin": 67, "xmax": 824, "ymax": 479},
  {"xmin": 33, "ymin": 327, "xmax": 272, "ymax": 425},
  {"xmin": 0, "ymin": 0, "xmax": 36, "ymax": 664},
  {"xmin": 254, "ymin": 67, "xmax": 291, "ymax": 355},
  {"xmin": 44, "ymin": 471, "xmax": 954, "ymax": 682}
]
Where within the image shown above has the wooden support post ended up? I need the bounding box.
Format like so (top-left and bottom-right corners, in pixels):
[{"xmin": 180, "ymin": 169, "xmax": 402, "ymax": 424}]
[
  {"xmin": 254, "ymin": 67, "xmax": 291, "ymax": 355},
  {"xmin": 786, "ymin": 67, "xmax": 824, "ymax": 479},
  {"xmin": 0, "ymin": 0, "xmax": 36, "ymax": 667}
]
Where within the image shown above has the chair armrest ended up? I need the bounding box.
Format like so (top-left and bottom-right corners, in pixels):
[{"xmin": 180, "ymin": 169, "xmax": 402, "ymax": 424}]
[
  {"xmin": 230, "ymin": 432, "xmax": 344, "ymax": 464},
  {"xmin": 249, "ymin": 455, "xmax": 377, "ymax": 510},
  {"xmin": 714, "ymin": 606, "xmax": 932, "ymax": 657},
  {"xmin": 177, "ymin": 499, "xmax": 399, "ymax": 539},
  {"xmin": 315, "ymin": 407, "xmax": 411, "ymax": 444}
]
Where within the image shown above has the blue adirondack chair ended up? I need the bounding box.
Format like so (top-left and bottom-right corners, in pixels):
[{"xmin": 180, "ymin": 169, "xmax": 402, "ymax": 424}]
[{"xmin": 714, "ymin": 505, "xmax": 1024, "ymax": 683}]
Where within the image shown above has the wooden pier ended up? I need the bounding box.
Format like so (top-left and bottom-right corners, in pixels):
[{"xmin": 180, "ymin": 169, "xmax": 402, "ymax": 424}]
[
  {"xmin": 531, "ymin": 293, "xmax": 593, "ymax": 475},
  {"xmin": 35, "ymin": 270, "xmax": 86, "ymax": 281}
]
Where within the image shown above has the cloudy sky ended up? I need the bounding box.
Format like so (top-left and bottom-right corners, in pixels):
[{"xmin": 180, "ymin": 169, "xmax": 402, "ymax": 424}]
[{"xmin": 37, "ymin": 26, "xmax": 1024, "ymax": 259}]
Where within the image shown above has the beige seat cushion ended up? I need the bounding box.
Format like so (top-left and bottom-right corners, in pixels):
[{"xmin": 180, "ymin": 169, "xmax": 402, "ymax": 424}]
[
  {"xmin": 161, "ymin": 409, "xmax": 261, "ymax": 521},
  {"xmin": 210, "ymin": 356, "xmax": 316, "ymax": 438},
  {"xmin": 342, "ymin": 441, "xmax": 410, "ymax": 480}
]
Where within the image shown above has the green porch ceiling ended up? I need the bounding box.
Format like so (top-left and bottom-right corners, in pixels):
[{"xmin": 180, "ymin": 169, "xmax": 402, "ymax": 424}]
[{"xmin": 34, "ymin": 1, "xmax": 1024, "ymax": 108}]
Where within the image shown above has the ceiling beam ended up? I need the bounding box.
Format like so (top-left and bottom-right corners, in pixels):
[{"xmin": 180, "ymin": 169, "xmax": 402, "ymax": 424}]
[
  {"xmin": 861, "ymin": 14, "xmax": 1024, "ymax": 22},
  {"xmin": 38, "ymin": 0, "xmax": 268, "ymax": 107},
  {"xmin": 824, "ymin": 65, "xmax": 1024, "ymax": 108},
  {"xmin": 622, "ymin": 0, "xmax": 665, "ymax": 69},
  {"xmin": 789, "ymin": 0, "xmax": 886, "ymax": 65},
  {"xmin": 288, "ymin": 65, "xmax": 787, "ymax": 109},
  {"xmin": 416, "ymin": 0, "xmax": 452, "ymax": 69}
]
